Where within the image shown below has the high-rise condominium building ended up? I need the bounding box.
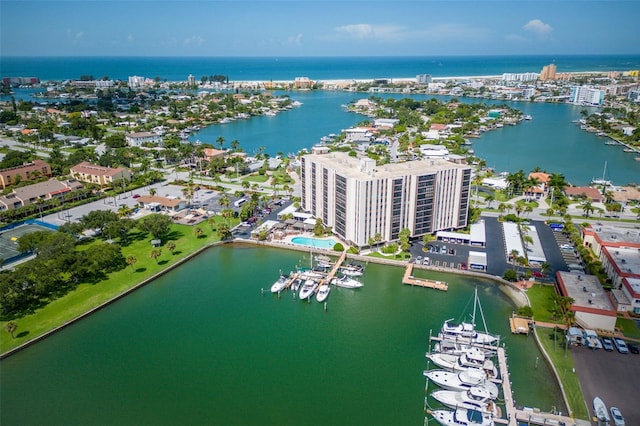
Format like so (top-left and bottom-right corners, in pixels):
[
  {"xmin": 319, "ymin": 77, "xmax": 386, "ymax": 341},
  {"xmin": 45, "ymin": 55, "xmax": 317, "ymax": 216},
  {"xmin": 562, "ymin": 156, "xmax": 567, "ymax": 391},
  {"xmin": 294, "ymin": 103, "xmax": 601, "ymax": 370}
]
[
  {"xmin": 300, "ymin": 152, "xmax": 471, "ymax": 247},
  {"xmin": 540, "ymin": 64, "xmax": 557, "ymax": 81}
]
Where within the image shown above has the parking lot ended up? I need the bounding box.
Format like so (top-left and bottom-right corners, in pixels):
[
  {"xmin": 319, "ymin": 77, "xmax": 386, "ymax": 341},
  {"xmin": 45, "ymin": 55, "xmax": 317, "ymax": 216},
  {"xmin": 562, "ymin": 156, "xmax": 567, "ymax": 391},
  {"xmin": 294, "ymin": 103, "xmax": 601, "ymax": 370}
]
[{"xmin": 571, "ymin": 344, "xmax": 640, "ymax": 425}]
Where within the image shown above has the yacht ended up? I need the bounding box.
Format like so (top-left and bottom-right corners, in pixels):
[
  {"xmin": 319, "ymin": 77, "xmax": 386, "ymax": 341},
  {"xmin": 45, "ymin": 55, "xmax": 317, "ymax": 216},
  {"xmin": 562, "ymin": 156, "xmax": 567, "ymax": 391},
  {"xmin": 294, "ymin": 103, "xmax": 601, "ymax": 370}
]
[
  {"xmin": 340, "ymin": 262, "xmax": 365, "ymax": 276},
  {"xmin": 429, "ymin": 407, "xmax": 494, "ymax": 426},
  {"xmin": 433, "ymin": 340, "xmax": 497, "ymax": 358},
  {"xmin": 439, "ymin": 319, "xmax": 498, "ymax": 346},
  {"xmin": 331, "ymin": 275, "xmax": 364, "ymax": 289},
  {"xmin": 290, "ymin": 278, "xmax": 303, "ymax": 292},
  {"xmin": 423, "ymin": 369, "xmax": 499, "ymax": 399},
  {"xmin": 427, "ymin": 348, "xmax": 498, "ymax": 378},
  {"xmin": 270, "ymin": 275, "xmax": 289, "ymax": 293},
  {"xmin": 431, "ymin": 387, "xmax": 499, "ymax": 416},
  {"xmin": 299, "ymin": 279, "xmax": 319, "ymax": 300},
  {"xmin": 315, "ymin": 283, "xmax": 331, "ymax": 302}
]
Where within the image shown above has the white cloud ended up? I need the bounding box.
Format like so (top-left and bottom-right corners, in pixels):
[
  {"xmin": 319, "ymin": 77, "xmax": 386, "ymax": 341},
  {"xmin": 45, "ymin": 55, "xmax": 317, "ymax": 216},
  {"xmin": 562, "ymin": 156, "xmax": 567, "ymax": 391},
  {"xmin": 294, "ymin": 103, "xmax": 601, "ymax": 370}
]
[
  {"xmin": 523, "ymin": 19, "xmax": 553, "ymax": 36},
  {"xmin": 184, "ymin": 35, "xmax": 204, "ymax": 46},
  {"xmin": 283, "ymin": 33, "xmax": 303, "ymax": 47},
  {"xmin": 334, "ymin": 23, "xmax": 407, "ymax": 41}
]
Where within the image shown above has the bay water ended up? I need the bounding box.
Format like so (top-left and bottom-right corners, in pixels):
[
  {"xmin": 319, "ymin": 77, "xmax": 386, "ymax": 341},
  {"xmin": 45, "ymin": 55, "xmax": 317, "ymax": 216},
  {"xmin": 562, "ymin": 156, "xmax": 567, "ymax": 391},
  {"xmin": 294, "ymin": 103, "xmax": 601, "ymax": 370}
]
[{"xmin": 0, "ymin": 245, "xmax": 563, "ymax": 425}]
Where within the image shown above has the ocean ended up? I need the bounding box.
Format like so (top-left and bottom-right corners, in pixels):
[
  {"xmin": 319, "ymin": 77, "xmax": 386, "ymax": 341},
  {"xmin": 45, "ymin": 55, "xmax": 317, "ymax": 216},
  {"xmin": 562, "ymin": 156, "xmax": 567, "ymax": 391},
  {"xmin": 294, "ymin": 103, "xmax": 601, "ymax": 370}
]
[{"xmin": 2, "ymin": 54, "xmax": 640, "ymax": 82}]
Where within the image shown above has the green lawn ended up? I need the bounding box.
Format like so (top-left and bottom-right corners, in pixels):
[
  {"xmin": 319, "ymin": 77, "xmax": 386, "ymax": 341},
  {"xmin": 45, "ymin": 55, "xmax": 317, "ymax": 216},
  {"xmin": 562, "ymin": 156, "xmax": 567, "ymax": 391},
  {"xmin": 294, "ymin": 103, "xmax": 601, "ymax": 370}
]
[
  {"xmin": 535, "ymin": 328, "xmax": 589, "ymax": 420},
  {"xmin": 616, "ymin": 316, "xmax": 640, "ymax": 339},
  {"xmin": 1, "ymin": 218, "xmax": 235, "ymax": 354},
  {"xmin": 242, "ymin": 174, "xmax": 269, "ymax": 183},
  {"xmin": 525, "ymin": 283, "xmax": 557, "ymax": 323}
]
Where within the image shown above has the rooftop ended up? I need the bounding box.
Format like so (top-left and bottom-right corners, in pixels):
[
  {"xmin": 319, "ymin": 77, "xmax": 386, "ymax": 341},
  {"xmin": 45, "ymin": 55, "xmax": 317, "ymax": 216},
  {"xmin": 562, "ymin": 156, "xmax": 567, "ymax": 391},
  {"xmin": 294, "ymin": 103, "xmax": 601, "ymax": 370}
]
[
  {"xmin": 303, "ymin": 152, "xmax": 469, "ymax": 180},
  {"xmin": 587, "ymin": 223, "xmax": 640, "ymax": 246},
  {"xmin": 556, "ymin": 271, "xmax": 615, "ymax": 315}
]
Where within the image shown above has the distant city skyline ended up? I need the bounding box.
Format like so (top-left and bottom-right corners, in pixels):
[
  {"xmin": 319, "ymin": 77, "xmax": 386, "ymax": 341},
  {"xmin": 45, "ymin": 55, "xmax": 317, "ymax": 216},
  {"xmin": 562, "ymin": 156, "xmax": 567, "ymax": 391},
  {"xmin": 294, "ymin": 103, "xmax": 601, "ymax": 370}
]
[{"xmin": 1, "ymin": 1, "xmax": 639, "ymax": 57}]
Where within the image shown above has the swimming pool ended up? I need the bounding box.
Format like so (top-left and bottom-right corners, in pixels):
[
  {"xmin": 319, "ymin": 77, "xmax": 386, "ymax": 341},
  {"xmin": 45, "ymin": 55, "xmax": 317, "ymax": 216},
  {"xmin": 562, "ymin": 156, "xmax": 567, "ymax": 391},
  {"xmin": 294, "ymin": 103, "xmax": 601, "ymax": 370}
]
[{"xmin": 290, "ymin": 236, "xmax": 338, "ymax": 249}]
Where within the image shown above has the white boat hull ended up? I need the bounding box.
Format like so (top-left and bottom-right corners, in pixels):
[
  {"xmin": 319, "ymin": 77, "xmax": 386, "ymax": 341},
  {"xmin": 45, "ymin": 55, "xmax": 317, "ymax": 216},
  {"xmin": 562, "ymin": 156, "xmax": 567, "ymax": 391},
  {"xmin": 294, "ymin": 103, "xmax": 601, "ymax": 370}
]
[
  {"xmin": 299, "ymin": 279, "xmax": 318, "ymax": 300},
  {"xmin": 430, "ymin": 407, "xmax": 494, "ymax": 426},
  {"xmin": 431, "ymin": 388, "xmax": 498, "ymax": 416},
  {"xmin": 424, "ymin": 369, "xmax": 499, "ymax": 399},
  {"xmin": 316, "ymin": 284, "xmax": 331, "ymax": 302}
]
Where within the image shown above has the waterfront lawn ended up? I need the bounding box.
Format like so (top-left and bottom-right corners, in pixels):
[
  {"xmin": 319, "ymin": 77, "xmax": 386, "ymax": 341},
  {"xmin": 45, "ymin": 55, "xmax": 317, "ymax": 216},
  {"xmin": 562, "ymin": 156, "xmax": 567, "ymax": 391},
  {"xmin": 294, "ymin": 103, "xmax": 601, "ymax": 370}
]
[
  {"xmin": 526, "ymin": 283, "xmax": 557, "ymax": 323},
  {"xmin": 535, "ymin": 328, "xmax": 589, "ymax": 420},
  {"xmin": 0, "ymin": 219, "xmax": 231, "ymax": 354}
]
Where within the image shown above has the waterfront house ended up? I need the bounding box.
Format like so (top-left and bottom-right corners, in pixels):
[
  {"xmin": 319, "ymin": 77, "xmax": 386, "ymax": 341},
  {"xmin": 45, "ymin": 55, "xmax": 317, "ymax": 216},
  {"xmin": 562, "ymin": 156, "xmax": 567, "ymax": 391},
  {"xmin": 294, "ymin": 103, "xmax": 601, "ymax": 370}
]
[
  {"xmin": 69, "ymin": 162, "xmax": 132, "ymax": 187},
  {"xmin": 564, "ymin": 186, "xmax": 604, "ymax": 203},
  {"xmin": 137, "ymin": 195, "xmax": 186, "ymax": 213},
  {"xmin": 0, "ymin": 160, "xmax": 52, "ymax": 189},
  {"xmin": 523, "ymin": 172, "xmax": 550, "ymax": 200},
  {"xmin": 344, "ymin": 127, "xmax": 375, "ymax": 143},
  {"xmin": 125, "ymin": 131, "xmax": 163, "ymax": 147}
]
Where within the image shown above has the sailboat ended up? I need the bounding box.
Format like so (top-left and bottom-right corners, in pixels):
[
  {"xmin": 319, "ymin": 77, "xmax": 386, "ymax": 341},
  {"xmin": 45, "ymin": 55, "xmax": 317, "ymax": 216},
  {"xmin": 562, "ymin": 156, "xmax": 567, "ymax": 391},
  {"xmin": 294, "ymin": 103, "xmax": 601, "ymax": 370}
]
[
  {"xmin": 437, "ymin": 288, "xmax": 499, "ymax": 346},
  {"xmin": 591, "ymin": 161, "xmax": 612, "ymax": 186}
]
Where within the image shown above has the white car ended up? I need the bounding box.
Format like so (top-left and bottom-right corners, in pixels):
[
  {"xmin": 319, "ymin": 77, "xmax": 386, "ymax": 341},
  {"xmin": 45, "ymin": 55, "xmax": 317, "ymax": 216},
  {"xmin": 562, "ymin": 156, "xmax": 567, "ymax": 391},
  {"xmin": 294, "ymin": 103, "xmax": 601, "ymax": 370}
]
[
  {"xmin": 610, "ymin": 406, "xmax": 625, "ymax": 426},
  {"xmin": 560, "ymin": 244, "xmax": 573, "ymax": 250}
]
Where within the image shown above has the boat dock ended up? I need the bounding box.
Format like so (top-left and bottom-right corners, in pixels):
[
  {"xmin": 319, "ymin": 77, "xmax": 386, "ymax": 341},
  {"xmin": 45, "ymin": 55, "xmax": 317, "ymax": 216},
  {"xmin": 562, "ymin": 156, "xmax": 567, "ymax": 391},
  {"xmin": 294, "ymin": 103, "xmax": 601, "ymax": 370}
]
[
  {"xmin": 402, "ymin": 263, "xmax": 448, "ymax": 291},
  {"xmin": 326, "ymin": 251, "xmax": 347, "ymax": 282},
  {"xmin": 496, "ymin": 346, "xmax": 585, "ymax": 426},
  {"xmin": 509, "ymin": 314, "xmax": 532, "ymax": 334}
]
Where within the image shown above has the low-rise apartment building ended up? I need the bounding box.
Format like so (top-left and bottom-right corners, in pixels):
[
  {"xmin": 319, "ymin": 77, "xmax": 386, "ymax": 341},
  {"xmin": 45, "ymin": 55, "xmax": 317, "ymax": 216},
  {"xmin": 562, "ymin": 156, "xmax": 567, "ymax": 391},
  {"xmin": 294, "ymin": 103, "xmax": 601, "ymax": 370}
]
[
  {"xmin": 0, "ymin": 178, "xmax": 83, "ymax": 211},
  {"xmin": 69, "ymin": 162, "xmax": 132, "ymax": 187},
  {"xmin": 0, "ymin": 160, "xmax": 52, "ymax": 189}
]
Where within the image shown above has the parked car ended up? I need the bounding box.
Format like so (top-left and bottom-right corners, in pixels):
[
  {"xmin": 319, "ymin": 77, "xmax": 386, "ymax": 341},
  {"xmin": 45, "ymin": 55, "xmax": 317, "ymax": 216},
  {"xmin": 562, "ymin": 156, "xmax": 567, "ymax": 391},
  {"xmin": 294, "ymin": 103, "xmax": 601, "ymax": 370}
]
[
  {"xmin": 627, "ymin": 342, "xmax": 639, "ymax": 354},
  {"xmin": 532, "ymin": 271, "xmax": 544, "ymax": 278},
  {"xmin": 560, "ymin": 243, "xmax": 573, "ymax": 250},
  {"xmin": 460, "ymin": 262, "xmax": 467, "ymax": 270},
  {"xmin": 610, "ymin": 406, "xmax": 625, "ymax": 426},
  {"xmin": 415, "ymin": 256, "xmax": 423, "ymax": 264},
  {"xmin": 601, "ymin": 337, "xmax": 614, "ymax": 351},
  {"xmin": 613, "ymin": 338, "xmax": 629, "ymax": 354},
  {"xmin": 132, "ymin": 194, "xmax": 141, "ymax": 199}
]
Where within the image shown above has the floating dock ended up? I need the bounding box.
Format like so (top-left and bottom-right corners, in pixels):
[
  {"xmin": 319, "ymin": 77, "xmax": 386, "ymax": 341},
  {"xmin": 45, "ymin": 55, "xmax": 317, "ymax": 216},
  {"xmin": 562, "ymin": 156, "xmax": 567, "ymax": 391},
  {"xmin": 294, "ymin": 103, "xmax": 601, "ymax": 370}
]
[
  {"xmin": 402, "ymin": 263, "xmax": 448, "ymax": 291},
  {"xmin": 509, "ymin": 314, "xmax": 532, "ymax": 334}
]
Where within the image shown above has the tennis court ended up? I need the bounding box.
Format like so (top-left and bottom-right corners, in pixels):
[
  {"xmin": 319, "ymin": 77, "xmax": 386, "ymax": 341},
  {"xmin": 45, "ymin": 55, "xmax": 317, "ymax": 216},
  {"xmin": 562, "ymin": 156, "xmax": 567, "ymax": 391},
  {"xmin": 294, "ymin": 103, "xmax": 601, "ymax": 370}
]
[{"xmin": 0, "ymin": 222, "xmax": 58, "ymax": 262}]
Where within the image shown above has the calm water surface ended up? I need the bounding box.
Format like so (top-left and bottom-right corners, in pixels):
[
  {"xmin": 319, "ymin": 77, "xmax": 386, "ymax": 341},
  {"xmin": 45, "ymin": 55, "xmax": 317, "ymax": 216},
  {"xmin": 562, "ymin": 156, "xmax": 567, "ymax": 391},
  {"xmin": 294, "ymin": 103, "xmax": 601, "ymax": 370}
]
[{"xmin": 0, "ymin": 245, "xmax": 563, "ymax": 425}]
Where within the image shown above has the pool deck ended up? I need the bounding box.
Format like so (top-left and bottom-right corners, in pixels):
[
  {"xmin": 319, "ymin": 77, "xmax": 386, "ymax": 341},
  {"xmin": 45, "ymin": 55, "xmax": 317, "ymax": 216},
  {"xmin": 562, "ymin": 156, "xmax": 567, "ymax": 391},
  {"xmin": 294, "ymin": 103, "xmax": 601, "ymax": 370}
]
[{"xmin": 283, "ymin": 233, "xmax": 343, "ymax": 250}]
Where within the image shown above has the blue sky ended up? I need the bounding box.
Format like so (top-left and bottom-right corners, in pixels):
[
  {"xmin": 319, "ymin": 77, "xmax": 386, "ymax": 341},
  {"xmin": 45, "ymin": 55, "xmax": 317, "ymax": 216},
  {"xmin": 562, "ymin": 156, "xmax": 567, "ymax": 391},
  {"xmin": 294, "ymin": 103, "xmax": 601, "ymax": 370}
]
[{"xmin": 2, "ymin": 1, "xmax": 639, "ymax": 57}]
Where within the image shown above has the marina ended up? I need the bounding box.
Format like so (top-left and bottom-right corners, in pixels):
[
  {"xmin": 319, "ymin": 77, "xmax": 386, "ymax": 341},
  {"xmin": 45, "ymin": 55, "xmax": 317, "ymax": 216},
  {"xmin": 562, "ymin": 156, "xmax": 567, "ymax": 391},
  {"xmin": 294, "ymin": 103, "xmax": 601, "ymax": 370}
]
[
  {"xmin": 424, "ymin": 290, "xmax": 586, "ymax": 426},
  {"xmin": 404, "ymin": 263, "xmax": 449, "ymax": 291}
]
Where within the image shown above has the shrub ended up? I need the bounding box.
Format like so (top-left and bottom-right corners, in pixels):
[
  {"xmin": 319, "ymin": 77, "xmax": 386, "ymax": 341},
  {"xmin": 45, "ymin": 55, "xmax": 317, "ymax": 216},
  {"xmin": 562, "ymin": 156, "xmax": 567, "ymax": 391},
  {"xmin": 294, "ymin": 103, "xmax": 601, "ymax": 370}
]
[{"xmin": 333, "ymin": 242, "xmax": 344, "ymax": 252}]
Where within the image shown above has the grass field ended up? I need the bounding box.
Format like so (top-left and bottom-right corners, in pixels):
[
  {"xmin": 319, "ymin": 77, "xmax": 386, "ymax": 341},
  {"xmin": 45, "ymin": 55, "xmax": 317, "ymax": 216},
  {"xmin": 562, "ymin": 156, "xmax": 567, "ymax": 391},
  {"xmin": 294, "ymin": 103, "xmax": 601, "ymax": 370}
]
[
  {"xmin": 1, "ymin": 217, "xmax": 235, "ymax": 354},
  {"xmin": 525, "ymin": 283, "xmax": 557, "ymax": 323},
  {"xmin": 535, "ymin": 327, "xmax": 589, "ymax": 420}
]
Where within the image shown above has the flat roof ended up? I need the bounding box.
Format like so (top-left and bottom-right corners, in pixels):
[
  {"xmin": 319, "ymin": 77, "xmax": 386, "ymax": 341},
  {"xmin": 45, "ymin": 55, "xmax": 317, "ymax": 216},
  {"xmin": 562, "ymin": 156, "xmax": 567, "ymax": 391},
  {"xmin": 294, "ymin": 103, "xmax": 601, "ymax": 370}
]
[
  {"xmin": 304, "ymin": 152, "xmax": 469, "ymax": 180},
  {"xmin": 503, "ymin": 222, "xmax": 525, "ymax": 259},
  {"xmin": 624, "ymin": 277, "xmax": 640, "ymax": 295},
  {"xmin": 588, "ymin": 223, "xmax": 640, "ymax": 245},
  {"xmin": 468, "ymin": 251, "xmax": 487, "ymax": 266},
  {"xmin": 557, "ymin": 271, "xmax": 615, "ymax": 314},
  {"xmin": 604, "ymin": 246, "xmax": 640, "ymax": 276},
  {"xmin": 524, "ymin": 225, "xmax": 546, "ymax": 263}
]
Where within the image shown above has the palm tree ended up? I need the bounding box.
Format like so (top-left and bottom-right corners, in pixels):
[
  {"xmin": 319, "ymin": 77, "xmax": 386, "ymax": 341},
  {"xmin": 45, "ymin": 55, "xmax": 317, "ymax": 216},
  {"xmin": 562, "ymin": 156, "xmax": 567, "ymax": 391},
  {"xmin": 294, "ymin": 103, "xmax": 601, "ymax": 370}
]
[
  {"xmin": 149, "ymin": 188, "xmax": 157, "ymax": 197},
  {"xmin": 150, "ymin": 248, "xmax": 162, "ymax": 264},
  {"xmin": 216, "ymin": 136, "xmax": 225, "ymax": 149},
  {"xmin": 5, "ymin": 321, "xmax": 17, "ymax": 339},
  {"xmin": 509, "ymin": 249, "xmax": 520, "ymax": 270},
  {"xmin": 485, "ymin": 194, "xmax": 495, "ymax": 209},
  {"xmin": 166, "ymin": 241, "xmax": 176, "ymax": 254},
  {"xmin": 194, "ymin": 226, "xmax": 204, "ymax": 238},
  {"xmin": 219, "ymin": 193, "xmax": 230, "ymax": 210},
  {"xmin": 580, "ymin": 199, "xmax": 594, "ymax": 217},
  {"xmin": 126, "ymin": 255, "xmax": 137, "ymax": 271}
]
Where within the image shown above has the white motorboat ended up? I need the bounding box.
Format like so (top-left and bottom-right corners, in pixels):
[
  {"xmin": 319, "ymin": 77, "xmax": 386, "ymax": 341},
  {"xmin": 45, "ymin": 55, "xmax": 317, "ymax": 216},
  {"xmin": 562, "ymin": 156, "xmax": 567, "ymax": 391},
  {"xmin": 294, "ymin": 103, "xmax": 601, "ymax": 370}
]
[
  {"xmin": 331, "ymin": 275, "xmax": 364, "ymax": 289},
  {"xmin": 298, "ymin": 269, "xmax": 324, "ymax": 280},
  {"xmin": 316, "ymin": 283, "xmax": 331, "ymax": 302},
  {"xmin": 299, "ymin": 279, "xmax": 319, "ymax": 300},
  {"xmin": 429, "ymin": 407, "xmax": 494, "ymax": 426},
  {"xmin": 340, "ymin": 262, "xmax": 364, "ymax": 276},
  {"xmin": 270, "ymin": 275, "xmax": 289, "ymax": 293},
  {"xmin": 439, "ymin": 320, "xmax": 498, "ymax": 346},
  {"xmin": 593, "ymin": 397, "xmax": 610, "ymax": 424},
  {"xmin": 427, "ymin": 348, "xmax": 498, "ymax": 379},
  {"xmin": 423, "ymin": 369, "xmax": 499, "ymax": 399},
  {"xmin": 433, "ymin": 340, "xmax": 497, "ymax": 358},
  {"xmin": 431, "ymin": 387, "xmax": 499, "ymax": 416},
  {"xmin": 290, "ymin": 278, "xmax": 302, "ymax": 292}
]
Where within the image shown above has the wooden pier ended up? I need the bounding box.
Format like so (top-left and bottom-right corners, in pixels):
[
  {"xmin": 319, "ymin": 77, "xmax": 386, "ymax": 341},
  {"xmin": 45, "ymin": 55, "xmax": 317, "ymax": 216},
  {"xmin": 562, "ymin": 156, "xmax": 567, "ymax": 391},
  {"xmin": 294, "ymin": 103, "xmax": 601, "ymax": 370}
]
[
  {"xmin": 402, "ymin": 263, "xmax": 448, "ymax": 291},
  {"xmin": 509, "ymin": 314, "xmax": 532, "ymax": 334}
]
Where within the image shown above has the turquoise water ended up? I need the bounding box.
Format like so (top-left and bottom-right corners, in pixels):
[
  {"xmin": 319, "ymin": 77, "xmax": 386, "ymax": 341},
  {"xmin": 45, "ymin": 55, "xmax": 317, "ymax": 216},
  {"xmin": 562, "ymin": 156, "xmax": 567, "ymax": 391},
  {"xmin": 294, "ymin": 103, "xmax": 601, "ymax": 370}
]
[
  {"xmin": 290, "ymin": 236, "xmax": 338, "ymax": 249},
  {"xmin": 0, "ymin": 245, "xmax": 564, "ymax": 425}
]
